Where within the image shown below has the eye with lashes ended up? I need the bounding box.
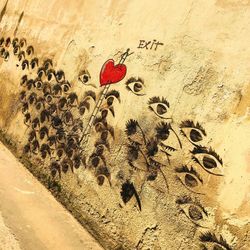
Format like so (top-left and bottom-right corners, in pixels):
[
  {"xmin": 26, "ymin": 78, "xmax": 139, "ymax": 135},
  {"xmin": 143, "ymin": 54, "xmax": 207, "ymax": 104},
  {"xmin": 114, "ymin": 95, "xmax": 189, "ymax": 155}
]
[
  {"xmin": 28, "ymin": 92, "xmax": 37, "ymax": 105},
  {"xmin": 20, "ymin": 38, "xmax": 27, "ymax": 48},
  {"xmin": 50, "ymin": 161, "xmax": 61, "ymax": 178},
  {"xmin": 19, "ymin": 90, "xmax": 26, "ymax": 102},
  {"xmin": 26, "ymin": 79, "xmax": 34, "ymax": 90},
  {"xmin": 35, "ymin": 97, "xmax": 45, "ymax": 111},
  {"xmin": 30, "ymin": 58, "xmax": 38, "ymax": 69},
  {"xmin": 199, "ymin": 232, "xmax": 232, "ymax": 250},
  {"xmin": 175, "ymin": 165, "xmax": 204, "ymax": 194},
  {"xmin": 78, "ymin": 69, "xmax": 91, "ymax": 84},
  {"xmin": 20, "ymin": 75, "xmax": 28, "ymax": 86},
  {"xmin": 176, "ymin": 196, "xmax": 211, "ymax": 228},
  {"xmin": 95, "ymin": 166, "xmax": 111, "ymax": 186},
  {"xmin": 56, "ymin": 70, "xmax": 65, "ymax": 83},
  {"xmin": 89, "ymin": 153, "xmax": 106, "ymax": 168},
  {"xmin": 0, "ymin": 37, "xmax": 4, "ymax": 46},
  {"xmin": 12, "ymin": 38, "xmax": 19, "ymax": 47},
  {"xmin": 37, "ymin": 67, "xmax": 46, "ymax": 79},
  {"xmin": 0, "ymin": 48, "xmax": 5, "ymax": 57},
  {"xmin": 180, "ymin": 120, "xmax": 207, "ymax": 146},
  {"xmin": 62, "ymin": 81, "xmax": 71, "ymax": 93},
  {"xmin": 5, "ymin": 37, "xmax": 11, "ymax": 47},
  {"xmin": 26, "ymin": 45, "xmax": 34, "ymax": 56},
  {"xmin": 83, "ymin": 90, "xmax": 96, "ymax": 102},
  {"xmin": 21, "ymin": 59, "xmax": 29, "ymax": 70},
  {"xmin": 47, "ymin": 69, "xmax": 56, "ymax": 81},
  {"xmin": 191, "ymin": 147, "xmax": 224, "ymax": 176},
  {"xmin": 61, "ymin": 158, "xmax": 73, "ymax": 174},
  {"xmin": 34, "ymin": 79, "xmax": 43, "ymax": 90},
  {"xmin": 13, "ymin": 45, "xmax": 20, "ymax": 55},
  {"xmin": 3, "ymin": 51, "xmax": 9, "ymax": 61},
  {"xmin": 18, "ymin": 51, "xmax": 25, "ymax": 61},
  {"xmin": 43, "ymin": 59, "xmax": 53, "ymax": 70},
  {"xmin": 105, "ymin": 90, "xmax": 120, "ymax": 106},
  {"xmin": 125, "ymin": 77, "xmax": 145, "ymax": 96},
  {"xmin": 148, "ymin": 96, "xmax": 170, "ymax": 119}
]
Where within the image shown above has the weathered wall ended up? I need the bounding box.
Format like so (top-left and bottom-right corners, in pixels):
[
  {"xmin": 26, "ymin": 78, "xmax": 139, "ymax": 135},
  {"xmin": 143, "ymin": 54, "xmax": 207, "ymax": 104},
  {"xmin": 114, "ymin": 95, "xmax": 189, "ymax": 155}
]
[{"xmin": 0, "ymin": 0, "xmax": 249, "ymax": 249}]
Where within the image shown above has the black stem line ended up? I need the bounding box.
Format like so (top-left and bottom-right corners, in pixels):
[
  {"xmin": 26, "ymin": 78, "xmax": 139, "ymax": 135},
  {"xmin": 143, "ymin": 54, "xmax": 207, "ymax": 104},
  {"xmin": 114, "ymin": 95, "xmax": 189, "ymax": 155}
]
[{"xmin": 171, "ymin": 128, "xmax": 182, "ymax": 149}]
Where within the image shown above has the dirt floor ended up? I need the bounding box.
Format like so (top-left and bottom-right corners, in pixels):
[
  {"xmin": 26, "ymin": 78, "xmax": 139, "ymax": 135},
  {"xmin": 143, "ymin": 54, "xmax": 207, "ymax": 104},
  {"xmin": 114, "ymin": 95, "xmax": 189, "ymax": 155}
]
[{"xmin": 0, "ymin": 141, "xmax": 103, "ymax": 250}]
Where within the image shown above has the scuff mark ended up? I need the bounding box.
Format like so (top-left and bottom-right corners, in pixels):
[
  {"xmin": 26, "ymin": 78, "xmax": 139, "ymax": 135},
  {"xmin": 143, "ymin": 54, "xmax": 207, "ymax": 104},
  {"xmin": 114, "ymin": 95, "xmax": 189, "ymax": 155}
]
[
  {"xmin": 14, "ymin": 11, "xmax": 24, "ymax": 37},
  {"xmin": 0, "ymin": 0, "xmax": 8, "ymax": 24},
  {"xmin": 14, "ymin": 187, "xmax": 35, "ymax": 195}
]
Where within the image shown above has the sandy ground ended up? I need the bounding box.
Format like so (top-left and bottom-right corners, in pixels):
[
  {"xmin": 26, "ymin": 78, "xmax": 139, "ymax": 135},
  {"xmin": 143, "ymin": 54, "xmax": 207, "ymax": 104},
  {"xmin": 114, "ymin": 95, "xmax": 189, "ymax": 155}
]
[{"xmin": 0, "ymin": 142, "xmax": 103, "ymax": 250}]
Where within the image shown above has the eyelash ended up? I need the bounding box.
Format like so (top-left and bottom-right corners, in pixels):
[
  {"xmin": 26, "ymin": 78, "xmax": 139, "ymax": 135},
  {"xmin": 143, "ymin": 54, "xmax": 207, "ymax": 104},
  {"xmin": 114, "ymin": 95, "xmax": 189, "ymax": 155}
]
[
  {"xmin": 192, "ymin": 147, "xmax": 223, "ymax": 164},
  {"xmin": 179, "ymin": 120, "xmax": 207, "ymax": 136},
  {"xmin": 148, "ymin": 96, "xmax": 169, "ymax": 107},
  {"xmin": 199, "ymin": 232, "xmax": 232, "ymax": 250},
  {"xmin": 105, "ymin": 90, "xmax": 120, "ymax": 102},
  {"xmin": 191, "ymin": 146, "xmax": 224, "ymax": 176},
  {"xmin": 175, "ymin": 165, "xmax": 203, "ymax": 183}
]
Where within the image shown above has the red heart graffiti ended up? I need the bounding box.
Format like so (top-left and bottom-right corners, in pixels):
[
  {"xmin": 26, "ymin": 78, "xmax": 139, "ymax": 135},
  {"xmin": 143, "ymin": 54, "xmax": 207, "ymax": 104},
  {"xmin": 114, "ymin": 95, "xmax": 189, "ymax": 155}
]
[{"xmin": 99, "ymin": 59, "xmax": 127, "ymax": 86}]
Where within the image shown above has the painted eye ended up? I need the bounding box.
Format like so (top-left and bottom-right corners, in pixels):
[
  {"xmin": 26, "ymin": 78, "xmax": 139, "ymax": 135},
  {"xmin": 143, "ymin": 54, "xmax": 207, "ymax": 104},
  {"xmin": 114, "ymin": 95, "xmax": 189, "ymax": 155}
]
[
  {"xmin": 20, "ymin": 38, "xmax": 26, "ymax": 48},
  {"xmin": 125, "ymin": 77, "xmax": 145, "ymax": 96},
  {"xmin": 4, "ymin": 51, "xmax": 9, "ymax": 61},
  {"xmin": 90, "ymin": 154, "xmax": 100, "ymax": 167},
  {"xmin": 13, "ymin": 46, "xmax": 20, "ymax": 55},
  {"xmin": 12, "ymin": 38, "xmax": 18, "ymax": 47},
  {"xmin": 176, "ymin": 196, "xmax": 211, "ymax": 228},
  {"xmin": 30, "ymin": 58, "xmax": 38, "ymax": 69},
  {"xmin": 50, "ymin": 161, "xmax": 61, "ymax": 178},
  {"xmin": 20, "ymin": 75, "xmax": 28, "ymax": 86},
  {"xmin": 43, "ymin": 59, "xmax": 53, "ymax": 70},
  {"xmin": 56, "ymin": 70, "xmax": 65, "ymax": 83},
  {"xmin": 34, "ymin": 80, "xmax": 43, "ymax": 89},
  {"xmin": 19, "ymin": 91, "xmax": 26, "ymax": 102},
  {"xmin": 37, "ymin": 68, "xmax": 46, "ymax": 78},
  {"xmin": 47, "ymin": 69, "xmax": 55, "ymax": 81},
  {"xmin": 18, "ymin": 51, "xmax": 25, "ymax": 61},
  {"xmin": 175, "ymin": 165, "xmax": 204, "ymax": 194},
  {"xmin": 78, "ymin": 70, "xmax": 91, "ymax": 84},
  {"xmin": 61, "ymin": 158, "xmax": 73, "ymax": 173},
  {"xmin": 180, "ymin": 120, "xmax": 207, "ymax": 146},
  {"xmin": 148, "ymin": 96, "xmax": 170, "ymax": 119},
  {"xmin": 22, "ymin": 60, "xmax": 29, "ymax": 70},
  {"xmin": 28, "ymin": 92, "xmax": 37, "ymax": 104},
  {"xmin": 105, "ymin": 90, "xmax": 120, "ymax": 104},
  {"xmin": 0, "ymin": 37, "xmax": 4, "ymax": 46},
  {"xmin": 96, "ymin": 166, "xmax": 111, "ymax": 186},
  {"xmin": 45, "ymin": 94, "xmax": 53, "ymax": 104},
  {"xmin": 36, "ymin": 102, "xmax": 42, "ymax": 110},
  {"xmin": 63, "ymin": 83, "xmax": 70, "ymax": 93},
  {"xmin": 199, "ymin": 232, "xmax": 232, "ymax": 250},
  {"xmin": 5, "ymin": 37, "xmax": 11, "ymax": 47},
  {"xmin": 0, "ymin": 48, "xmax": 5, "ymax": 56},
  {"xmin": 26, "ymin": 45, "xmax": 34, "ymax": 55},
  {"xmin": 192, "ymin": 147, "xmax": 223, "ymax": 176}
]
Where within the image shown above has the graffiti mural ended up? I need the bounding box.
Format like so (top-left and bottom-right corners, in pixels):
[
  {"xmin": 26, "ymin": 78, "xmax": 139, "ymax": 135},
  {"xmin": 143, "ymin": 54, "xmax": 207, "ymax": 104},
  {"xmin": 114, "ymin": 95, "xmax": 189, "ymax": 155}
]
[{"xmin": 0, "ymin": 35, "xmax": 239, "ymax": 249}]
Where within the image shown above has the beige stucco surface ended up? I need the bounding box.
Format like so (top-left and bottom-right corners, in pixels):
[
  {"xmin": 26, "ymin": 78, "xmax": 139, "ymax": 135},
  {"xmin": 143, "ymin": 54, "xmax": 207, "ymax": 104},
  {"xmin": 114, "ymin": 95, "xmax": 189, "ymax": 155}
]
[
  {"xmin": 0, "ymin": 0, "xmax": 249, "ymax": 249},
  {"xmin": 0, "ymin": 141, "xmax": 103, "ymax": 250}
]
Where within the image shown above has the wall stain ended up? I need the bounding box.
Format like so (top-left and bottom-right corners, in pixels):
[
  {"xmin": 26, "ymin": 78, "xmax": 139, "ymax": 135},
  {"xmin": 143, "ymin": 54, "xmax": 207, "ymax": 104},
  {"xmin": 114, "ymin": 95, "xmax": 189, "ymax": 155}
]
[
  {"xmin": 0, "ymin": 0, "xmax": 8, "ymax": 24},
  {"xmin": 14, "ymin": 11, "xmax": 24, "ymax": 37}
]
